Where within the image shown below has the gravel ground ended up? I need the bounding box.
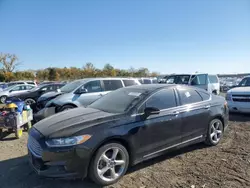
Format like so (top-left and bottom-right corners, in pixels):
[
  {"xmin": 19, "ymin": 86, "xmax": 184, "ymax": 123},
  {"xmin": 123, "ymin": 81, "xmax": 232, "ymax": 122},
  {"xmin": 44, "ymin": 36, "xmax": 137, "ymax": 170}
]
[{"xmin": 0, "ymin": 113, "xmax": 250, "ymax": 188}]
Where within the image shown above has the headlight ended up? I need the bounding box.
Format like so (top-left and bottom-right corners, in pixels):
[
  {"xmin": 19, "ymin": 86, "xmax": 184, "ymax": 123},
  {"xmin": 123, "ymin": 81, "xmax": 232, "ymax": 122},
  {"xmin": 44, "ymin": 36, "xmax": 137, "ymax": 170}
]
[
  {"xmin": 225, "ymin": 93, "xmax": 232, "ymax": 101},
  {"xmin": 45, "ymin": 135, "xmax": 92, "ymax": 147}
]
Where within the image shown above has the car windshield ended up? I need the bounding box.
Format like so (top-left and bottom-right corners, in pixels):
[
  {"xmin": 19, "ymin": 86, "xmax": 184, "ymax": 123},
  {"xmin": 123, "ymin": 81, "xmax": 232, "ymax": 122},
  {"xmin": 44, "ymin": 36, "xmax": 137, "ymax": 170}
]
[
  {"xmin": 166, "ymin": 75, "xmax": 190, "ymax": 84},
  {"xmin": 238, "ymin": 78, "xmax": 250, "ymax": 87},
  {"xmin": 89, "ymin": 88, "xmax": 147, "ymax": 113},
  {"xmin": 60, "ymin": 80, "xmax": 84, "ymax": 93}
]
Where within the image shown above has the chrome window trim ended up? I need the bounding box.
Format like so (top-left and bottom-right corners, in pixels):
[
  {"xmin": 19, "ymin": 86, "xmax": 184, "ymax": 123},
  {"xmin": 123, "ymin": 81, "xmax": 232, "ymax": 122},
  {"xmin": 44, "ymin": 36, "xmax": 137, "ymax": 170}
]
[
  {"xmin": 143, "ymin": 135, "xmax": 203, "ymax": 158},
  {"xmin": 131, "ymin": 88, "xmax": 211, "ymax": 117}
]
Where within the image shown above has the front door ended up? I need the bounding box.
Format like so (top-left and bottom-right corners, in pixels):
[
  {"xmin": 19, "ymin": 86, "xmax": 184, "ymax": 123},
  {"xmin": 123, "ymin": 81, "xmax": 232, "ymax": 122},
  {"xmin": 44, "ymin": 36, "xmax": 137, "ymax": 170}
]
[
  {"xmin": 134, "ymin": 89, "xmax": 182, "ymax": 158},
  {"xmin": 190, "ymin": 74, "xmax": 208, "ymax": 91},
  {"xmin": 77, "ymin": 80, "xmax": 107, "ymax": 106}
]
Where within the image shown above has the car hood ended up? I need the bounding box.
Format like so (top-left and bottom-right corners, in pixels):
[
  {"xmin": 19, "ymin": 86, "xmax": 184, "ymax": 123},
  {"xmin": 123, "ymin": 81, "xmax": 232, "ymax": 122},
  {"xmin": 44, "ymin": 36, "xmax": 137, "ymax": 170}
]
[
  {"xmin": 38, "ymin": 91, "xmax": 62, "ymax": 101},
  {"xmin": 228, "ymin": 87, "xmax": 250, "ymax": 94},
  {"xmin": 33, "ymin": 107, "xmax": 117, "ymax": 138}
]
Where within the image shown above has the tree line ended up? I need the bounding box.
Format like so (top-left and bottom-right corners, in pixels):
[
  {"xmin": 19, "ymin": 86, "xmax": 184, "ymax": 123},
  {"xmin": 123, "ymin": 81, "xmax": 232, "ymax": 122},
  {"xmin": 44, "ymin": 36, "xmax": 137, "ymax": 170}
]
[{"xmin": 0, "ymin": 53, "xmax": 159, "ymax": 82}]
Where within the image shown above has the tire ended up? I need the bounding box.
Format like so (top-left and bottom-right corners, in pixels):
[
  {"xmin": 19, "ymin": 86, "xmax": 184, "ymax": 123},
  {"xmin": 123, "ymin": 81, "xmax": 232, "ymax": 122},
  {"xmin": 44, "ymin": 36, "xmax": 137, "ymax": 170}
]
[
  {"xmin": 0, "ymin": 95, "xmax": 7, "ymax": 104},
  {"xmin": 205, "ymin": 119, "xmax": 224, "ymax": 146},
  {"xmin": 25, "ymin": 98, "xmax": 36, "ymax": 106},
  {"xmin": 24, "ymin": 121, "xmax": 32, "ymax": 132},
  {"xmin": 60, "ymin": 105, "xmax": 75, "ymax": 112},
  {"xmin": 89, "ymin": 142, "xmax": 129, "ymax": 186}
]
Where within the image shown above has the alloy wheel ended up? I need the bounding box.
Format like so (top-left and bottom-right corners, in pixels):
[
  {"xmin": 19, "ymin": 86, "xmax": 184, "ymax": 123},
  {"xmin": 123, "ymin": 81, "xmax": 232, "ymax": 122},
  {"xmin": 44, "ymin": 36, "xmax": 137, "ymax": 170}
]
[
  {"xmin": 210, "ymin": 120, "xmax": 223, "ymax": 144},
  {"xmin": 97, "ymin": 147, "xmax": 126, "ymax": 182}
]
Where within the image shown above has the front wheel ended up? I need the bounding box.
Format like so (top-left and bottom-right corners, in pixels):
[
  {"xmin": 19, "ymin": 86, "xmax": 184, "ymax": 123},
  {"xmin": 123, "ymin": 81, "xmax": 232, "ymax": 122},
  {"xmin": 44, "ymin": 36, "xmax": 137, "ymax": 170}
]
[
  {"xmin": 205, "ymin": 119, "xmax": 224, "ymax": 146},
  {"xmin": 89, "ymin": 143, "xmax": 129, "ymax": 186},
  {"xmin": 0, "ymin": 95, "xmax": 7, "ymax": 104},
  {"xmin": 25, "ymin": 98, "xmax": 36, "ymax": 106}
]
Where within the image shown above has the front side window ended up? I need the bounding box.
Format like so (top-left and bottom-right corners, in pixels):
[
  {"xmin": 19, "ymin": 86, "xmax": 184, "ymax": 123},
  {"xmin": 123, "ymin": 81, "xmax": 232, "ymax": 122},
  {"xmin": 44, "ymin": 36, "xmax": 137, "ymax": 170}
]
[
  {"xmin": 123, "ymin": 80, "xmax": 137, "ymax": 87},
  {"xmin": 191, "ymin": 74, "xmax": 207, "ymax": 85},
  {"xmin": 84, "ymin": 80, "xmax": 102, "ymax": 93},
  {"xmin": 103, "ymin": 80, "xmax": 123, "ymax": 91},
  {"xmin": 208, "ymin": 75, "xmax": 218, "ymax": 83},
  {"xmin": 238, "ymin": 78, "xmax": 250, "ymax": 87},
  {"xmin": 178, "ymin": 88, "xmax": 203, "ymax": 105},
  {"xmin": 143, "ymin": 79, "xmax": 152, "ymax": 84},
  {"xmin": 145, "ymin": 89, "xmax": 177, "ymax": 110}
]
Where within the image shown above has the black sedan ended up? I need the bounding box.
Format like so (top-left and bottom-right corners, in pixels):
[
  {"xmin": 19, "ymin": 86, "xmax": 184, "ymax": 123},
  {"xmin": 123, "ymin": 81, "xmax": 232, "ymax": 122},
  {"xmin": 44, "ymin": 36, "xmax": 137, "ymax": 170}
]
[
  {"xmin": 8, "ymin": 83, "xmax": 64, "ymax": 108},
  {"xmin": 27, "ymin": 84, "xmax": 229, "ymax": 186}
]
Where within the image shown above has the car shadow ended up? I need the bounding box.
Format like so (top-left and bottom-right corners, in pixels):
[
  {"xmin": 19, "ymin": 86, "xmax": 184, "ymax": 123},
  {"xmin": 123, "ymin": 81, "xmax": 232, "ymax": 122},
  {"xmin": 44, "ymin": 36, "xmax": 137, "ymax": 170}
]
[
  {"xmin": 0, "ymin": 155, "xmax": 102, "ymax": 188},
  {"xmin": 0, "ymin": 143, "xmax": 208, "ymax": 188},
  {"xmin": 229, "ymin": 113, "xmax": 250, "ymax": 122},
  {"xmin": 127, "ymin": 142, "xmax": 208, "ymax": 174}
]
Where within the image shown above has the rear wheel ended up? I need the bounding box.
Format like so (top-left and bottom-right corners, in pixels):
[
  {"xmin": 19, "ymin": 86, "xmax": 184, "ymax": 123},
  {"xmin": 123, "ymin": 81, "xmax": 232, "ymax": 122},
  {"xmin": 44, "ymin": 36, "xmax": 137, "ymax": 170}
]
[
  {"xmin": 25, "ymin": 98, "xmax": 36, "ymax": 106},
  {"xmin": 60, "ymin": 105, "xmax": 75, "ymax": 112},
  {"xmin": 205, "ymin": 119, "xmax": 223, "ymax": 146},
  {"xmin": 89, "ymin": 143, "xmax": 129, "ymax": 186},
  {"xmin": 0, "ymin": 95, "xmax": 7, "ymax": 104}
]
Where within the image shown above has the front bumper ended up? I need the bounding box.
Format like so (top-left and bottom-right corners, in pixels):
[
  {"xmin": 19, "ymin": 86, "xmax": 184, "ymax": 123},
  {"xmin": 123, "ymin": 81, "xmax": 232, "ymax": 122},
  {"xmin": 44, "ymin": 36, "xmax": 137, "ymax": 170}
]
[
  {"xmin": 228, "ymin": 101, "xmax": 250, "ymax": 113},
  {"xmin": 28, "ymin": 130, "xmax": 92, "ymax": 179},
  {"xmin": 33, "ymin": 107, "xmax": 56, "ymax": 122}
]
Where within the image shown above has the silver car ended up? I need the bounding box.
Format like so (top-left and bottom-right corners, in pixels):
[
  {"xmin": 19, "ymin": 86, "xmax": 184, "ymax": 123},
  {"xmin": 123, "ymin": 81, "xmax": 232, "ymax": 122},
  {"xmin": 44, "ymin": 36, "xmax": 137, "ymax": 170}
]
[
  {"xmin": 34, "ymin": 78, "xmax": 141, "ymax": 121},
  {"xmin": 0, "ymin": 84, "xmax": 36, "ymax": 103}
]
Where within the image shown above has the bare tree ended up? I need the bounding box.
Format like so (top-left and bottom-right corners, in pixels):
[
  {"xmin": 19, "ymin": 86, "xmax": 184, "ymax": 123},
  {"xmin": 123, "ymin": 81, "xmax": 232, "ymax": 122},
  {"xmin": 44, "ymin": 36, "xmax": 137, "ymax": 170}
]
[{"xmin": 0, "ymin": 53, "xmax": 20, "ymax": 73}]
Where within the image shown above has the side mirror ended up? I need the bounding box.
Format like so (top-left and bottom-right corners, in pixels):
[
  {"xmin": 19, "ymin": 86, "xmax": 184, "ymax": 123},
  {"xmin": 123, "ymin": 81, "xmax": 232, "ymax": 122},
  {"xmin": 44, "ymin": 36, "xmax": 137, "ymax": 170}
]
[
  {"xmin": 144, "ymin": 107, "xmax": 160, "ymax": 117},
  {"xmin": 75, "ymin": 87, "xmax": 88, "ymax": 95},
  {"xmin": 9, "ymin": 90, "xmax": 13, "ymax": 93}
]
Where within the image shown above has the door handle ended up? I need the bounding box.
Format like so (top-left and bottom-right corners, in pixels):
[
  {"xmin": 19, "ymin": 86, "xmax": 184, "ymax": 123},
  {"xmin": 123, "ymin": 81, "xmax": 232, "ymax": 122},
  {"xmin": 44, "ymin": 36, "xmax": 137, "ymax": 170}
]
[
  {"xmin": 169, "ymin": 111, "xmax": 180, "ymax": 116},
  {"xmin": 204, "ymin": 105, "xmax": 210, "ymax": 109}
]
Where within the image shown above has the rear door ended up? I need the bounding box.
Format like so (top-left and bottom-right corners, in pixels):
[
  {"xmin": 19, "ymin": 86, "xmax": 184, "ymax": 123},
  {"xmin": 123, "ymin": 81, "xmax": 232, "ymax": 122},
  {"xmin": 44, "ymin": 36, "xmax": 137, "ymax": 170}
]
[
  {"xmin": 177, "ymin": 87, "xmax": 210, "ymax": 141},
  {"xmin": 190, "ymin": 74, "xmax": 208, "ymax": 91}
]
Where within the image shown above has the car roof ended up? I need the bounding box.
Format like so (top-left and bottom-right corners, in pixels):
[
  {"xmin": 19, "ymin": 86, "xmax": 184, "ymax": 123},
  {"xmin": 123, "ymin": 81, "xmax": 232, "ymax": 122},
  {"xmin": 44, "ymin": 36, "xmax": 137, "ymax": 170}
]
[{"xmin": 71, "ymin": 77, "xmax": 139, "ymax": 82}]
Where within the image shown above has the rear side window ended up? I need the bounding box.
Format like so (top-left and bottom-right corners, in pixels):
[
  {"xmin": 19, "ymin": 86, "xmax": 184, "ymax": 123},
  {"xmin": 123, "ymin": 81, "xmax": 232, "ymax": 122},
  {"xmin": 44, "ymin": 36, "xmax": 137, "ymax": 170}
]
[
  {"xmin": 27, "ymin": 82, "xmax": 35, "ymax": 85},
  {"xmin": 122, "ymin": 80, "xmax": 137, "ymax": 87},
  {"xmin": 178, "ymin": 88, "xmax": 203, "ymax": 105},
  {"xmin": 191, "ymin": 75, "xmax": 207, "ymax": 85},
  {"xmin": 198, "ymin": 91, "xmax": 210, "ymax": 101},
  {"xmin": 145, "ymin": 89, "xmax": 177, "ymax": 110},
  {"xmin": 84, "ymin": 80, "xmax": 102, "ymax": 93},
  {"xmin": 103, "ymin": 80, "xmax": 123, "ymax": 91},
  {"xmin": 208, "ymin": 75, "xmax": 219, "ymax": 83}
]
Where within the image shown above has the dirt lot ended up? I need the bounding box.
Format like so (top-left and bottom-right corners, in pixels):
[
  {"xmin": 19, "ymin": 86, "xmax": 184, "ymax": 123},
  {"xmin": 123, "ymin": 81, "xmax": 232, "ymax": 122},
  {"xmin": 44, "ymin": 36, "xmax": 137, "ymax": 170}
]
[{"xmin": 0, "ymin": 114, "xmax": 250, "ymax": 188}]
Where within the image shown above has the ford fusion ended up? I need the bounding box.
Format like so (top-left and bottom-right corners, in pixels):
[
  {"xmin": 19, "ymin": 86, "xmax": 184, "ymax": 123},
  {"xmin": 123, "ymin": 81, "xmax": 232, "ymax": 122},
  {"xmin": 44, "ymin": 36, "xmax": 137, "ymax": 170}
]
[{"xmin": 28, "ymin": 84, "xmax": 229, "ymax": 186}]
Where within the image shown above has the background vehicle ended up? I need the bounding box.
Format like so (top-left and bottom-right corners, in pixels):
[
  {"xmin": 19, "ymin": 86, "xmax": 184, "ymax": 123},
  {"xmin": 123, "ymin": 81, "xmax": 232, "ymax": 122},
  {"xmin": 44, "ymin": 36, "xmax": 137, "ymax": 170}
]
[
  {"xmin": 0, "ymin": 84, "xmax": 35, "ymax": 103},
  {"xmin": 164, "ymin": 73, "xmax": 220, "ymax": 94},
  {"xmin": 137, "ymin": 78, "xmax": 158, "ymax": 84},
  {"xmin": 28, "ymin": 84, "xmax": 228, "ymax": 186},
  {"xmin": 226, "ymin": 76, "xmax": 250, "ymax": 113},
  {"xmin": 34, "ymin": 78, "xmax": 140, "ymax": 121},
  {"xmin": 7, "ymin": 83, "xmax": 65, "ymax": 108},
  {"xmin": 7, "ymin": 81, "xmax": 37, "ymax": 87}
]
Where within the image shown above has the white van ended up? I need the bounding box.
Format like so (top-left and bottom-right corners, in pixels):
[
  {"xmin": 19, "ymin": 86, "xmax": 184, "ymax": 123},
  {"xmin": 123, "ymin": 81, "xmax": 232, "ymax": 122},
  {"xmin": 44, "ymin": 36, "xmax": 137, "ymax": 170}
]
[{"xmin": 164, "ymin": 73, "xmax": 220, "ymax": 94}]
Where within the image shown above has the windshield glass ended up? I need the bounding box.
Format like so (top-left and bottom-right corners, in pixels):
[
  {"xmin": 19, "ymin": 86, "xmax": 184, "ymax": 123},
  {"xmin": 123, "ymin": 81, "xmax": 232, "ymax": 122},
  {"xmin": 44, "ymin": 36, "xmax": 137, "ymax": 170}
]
[
  {"xmin": 89, "ymin": 88, "xmax": 147, "ymax": 113},
  {"xmin": 238, "ymin": 78, "xmax": 250, "ymax": 87},
  {"xmin": 60, "ymin": 80, "xmax": 84, "ymax": 93},
  {"xmin": 166, "ymin": 75, "xmax": 190, "ymax": 84}
]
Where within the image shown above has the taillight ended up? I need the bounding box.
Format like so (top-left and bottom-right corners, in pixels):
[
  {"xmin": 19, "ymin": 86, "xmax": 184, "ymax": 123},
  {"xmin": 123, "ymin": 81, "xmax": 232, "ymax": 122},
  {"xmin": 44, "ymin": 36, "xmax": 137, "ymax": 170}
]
[{"xmin": 225, "ymin": 93, "xmax": 231, "ymax": 101}]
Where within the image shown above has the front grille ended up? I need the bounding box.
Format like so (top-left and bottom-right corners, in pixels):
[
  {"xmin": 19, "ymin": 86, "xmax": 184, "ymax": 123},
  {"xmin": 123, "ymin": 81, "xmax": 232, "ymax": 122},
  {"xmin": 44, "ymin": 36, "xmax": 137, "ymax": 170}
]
[
  {"xmin": 232, "ymin": 95, "xmax": 250, "ymax": 102},
  {"xmin": 28, "ymin": 136, "xmax": 43, "ymax": 158}
]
